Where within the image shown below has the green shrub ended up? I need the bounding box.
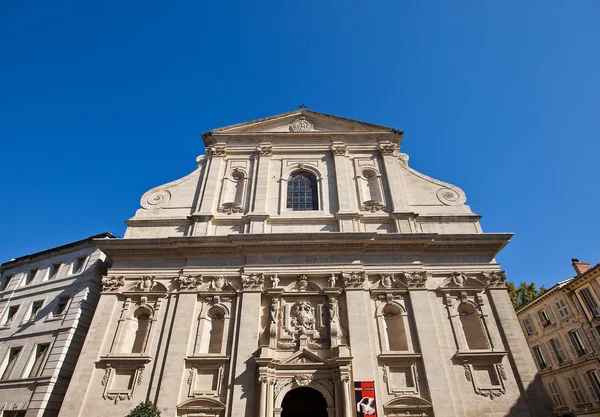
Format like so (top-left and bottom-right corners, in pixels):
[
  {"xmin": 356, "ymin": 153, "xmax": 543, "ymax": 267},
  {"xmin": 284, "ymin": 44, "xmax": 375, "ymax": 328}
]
[{"xmin": 126, "ymin": 401, "xmax": 161, "ymax": 417}]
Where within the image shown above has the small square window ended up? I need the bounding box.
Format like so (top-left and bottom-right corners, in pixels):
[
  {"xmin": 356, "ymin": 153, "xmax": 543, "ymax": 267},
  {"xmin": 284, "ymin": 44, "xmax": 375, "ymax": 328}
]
[
  {"xmin": 53, "ymin": 296, "xmax": 69, "ymax": 317},
  {"xmin": 4, "ymin": 306, "xmax": 19, "ymax": 327},
  {"xmin": 25, "ymin": 269, "xmax": 38, "ymax": 285},
  {"xmin": 0, "ymin": 275, "xmax": 13, "ymax": 291},
  {"xmin": 72, "ymin": 256, "xmax": 87, "ymax": 275},
  {"xmin": 48, "ymin": 263, "xmax": 62, "ymax": 280}
]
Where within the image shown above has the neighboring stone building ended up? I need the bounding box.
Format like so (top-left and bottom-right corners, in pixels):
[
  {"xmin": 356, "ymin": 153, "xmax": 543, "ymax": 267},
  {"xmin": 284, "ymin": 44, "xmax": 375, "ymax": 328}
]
[
  {"xmin": 0, "ymin": 233, "xmax": 113, "ymax": 417},
  {"xmin": 517, "ymin": 260, "xmax": 600, "ymax": 417},
  {"xmin": 59, "ymin": 110, "xmax": 551, "ymax": 417}
]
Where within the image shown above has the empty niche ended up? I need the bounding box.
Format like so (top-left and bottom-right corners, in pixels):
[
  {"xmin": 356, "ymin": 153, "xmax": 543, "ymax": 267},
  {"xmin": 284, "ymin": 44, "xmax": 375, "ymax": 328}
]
[
  {"xmin": 389, "ymin": 367, "xmax": 414, "ymax": 390},
  {"xmin": 111, "ymin": 369, "xmax": 135, "ymax": 391},
  {"xmin": 195, "ymin": 368, "xmax": 218, "ymax": 392},
  {"xmin": 120, "ymin": 307, "xmax": 152, "ymax": 354},
  {"xmin": 472, "ymin": 365, "xmax": 500, "ymax": 387},
  {"xmin": 380, "ymin": 303, "xmax": 409, "ymax": 351},
  {"xmin": 220, "ymin": 169, "xmax": 246, "ymax": 213},
  {"xmin": 458, "ymin": 303, "xmax": 489, "ymax": 350},
  {"xmin": 196, "ymin": 306, "xmax": 227, "ymax": 354}
]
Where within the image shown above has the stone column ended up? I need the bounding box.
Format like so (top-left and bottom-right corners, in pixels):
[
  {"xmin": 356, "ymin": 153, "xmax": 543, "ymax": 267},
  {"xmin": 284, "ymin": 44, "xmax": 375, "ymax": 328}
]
[
  {"xmin": 155, "ymin": 285, "xmax": 199, "ymax": 412},
  {"xmin": 409, "ymin": 288, "xmax": 457, "ymax": 417},
  {"xmin": 340, "ymin": 374, "xmax": 352, "ymax": 417},
  {"xmin": 248, "ymin": 143, "xmax": 272, "ymax": 233},
  {"xmin": 229, "ymin": 278, "xmax": 264, "ymax": 417},
  {"xmin": 193, "ymin": 145, "xmax": 226, "ymax": 236},
  {"xmin": 342, "ymin": 273, "xmax": 375, "ymax": 380},
  {"xmin": 378, "ymin": 142, "xmax": 409, "ymax": 214},
  {"xmin": 487, "ymin": 286, "xmax": 554, "ymax": 416},
  {"xmin": 258, "ymin": 376, "xmax": 268, "ymax": 417}
]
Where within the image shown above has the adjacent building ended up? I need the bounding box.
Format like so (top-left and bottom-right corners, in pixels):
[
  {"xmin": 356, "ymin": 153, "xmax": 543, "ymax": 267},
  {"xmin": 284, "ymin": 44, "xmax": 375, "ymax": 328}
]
[
  {"xmin": 516, "ymin": 260, "xmax": 600, "ymax": 417},
  {"xmin": 55, "ymin": 109, "xmax": 551, "ymax": 417},
  {"xmin": 0, "ymin": 233, "xmax": 113, "ymax": 417}
]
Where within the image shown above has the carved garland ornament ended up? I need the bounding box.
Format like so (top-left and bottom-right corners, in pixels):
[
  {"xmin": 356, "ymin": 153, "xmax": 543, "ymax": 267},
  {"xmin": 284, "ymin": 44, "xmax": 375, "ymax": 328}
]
[
  {"xmin": 241, "ymin": 273, "xmax": 265, "ymax": 290},
  {"xmin": 102, "ymin": 276, "xmax": 125, "ymax": 292},
  {"xmin": 218, "ymin": 202, "xmax": 243, "ymax": 215},
  {"xmin": 398, "ymin": 271, "xmax": 428, "ymax": 289},
  {"xmin": 481, "ymin": 271, "xmax": 507, "ymax": 288},
  {"xmin": 178, "ymin": 274, "xmax": 203, "ymax": 291},
  {"xmin": 342, "ymin": 271, "xmax": 368, "ymax": 289}
]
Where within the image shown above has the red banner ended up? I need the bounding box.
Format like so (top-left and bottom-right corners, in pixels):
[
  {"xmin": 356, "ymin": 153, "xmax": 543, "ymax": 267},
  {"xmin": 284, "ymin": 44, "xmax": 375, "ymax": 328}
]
[{"xmin": 354, "ymin": 381, "xmax": 377, "ymax": 416}]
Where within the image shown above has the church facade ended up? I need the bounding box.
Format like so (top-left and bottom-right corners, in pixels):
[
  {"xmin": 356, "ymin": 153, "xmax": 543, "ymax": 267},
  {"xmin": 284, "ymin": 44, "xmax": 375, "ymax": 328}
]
[{"xmin": 58, "ymin": 110, "xmax": 552, "ymax": 417}]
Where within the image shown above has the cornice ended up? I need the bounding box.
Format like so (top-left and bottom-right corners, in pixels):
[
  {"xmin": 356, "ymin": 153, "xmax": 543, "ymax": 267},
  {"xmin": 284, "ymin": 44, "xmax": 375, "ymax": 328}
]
[{"xmin": 95, "ymin": 233, "xmax": 511, "ymax": 258}]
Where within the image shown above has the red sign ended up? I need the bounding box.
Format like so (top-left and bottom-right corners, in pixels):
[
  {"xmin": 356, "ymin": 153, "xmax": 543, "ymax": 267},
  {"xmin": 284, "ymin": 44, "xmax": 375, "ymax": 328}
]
[{"xmin": 354, "ymin": 381, "xmax": 377, "ymax": 416}]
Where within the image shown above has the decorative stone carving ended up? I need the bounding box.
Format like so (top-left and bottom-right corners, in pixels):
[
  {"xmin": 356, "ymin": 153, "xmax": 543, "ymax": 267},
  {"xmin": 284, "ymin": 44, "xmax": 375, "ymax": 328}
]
[
  {"xmin": 178, "ymin": 274, "xmax": 203, "ymax": 291},
  {"xmin": 361, "ymin": 200, "xmax": 386, "ymax": 212},
  {"xmin": 398, "ymin": 153, "xmax": 409, "ymax": 163},
  {"xmin": 398, "ymin": 271, "xmax": 428, "ymax": 289},
  {"xmin": 296, "ymin": 275, "xmax": 309, "ymax": 291},
  {"xmin": 463, "ymin": 363, "xmax": 472, "ymax": 382},
  {"xmin": 141, "ymin": 189, "xmax": 171, "ymax": 210},
  {"xmin": 218, "ymin": 202, "xmax": 243, "ymax": 214},
  {"xmin": 330, "ymin": 144, "xmax": 347, "ymax": 156},
  {"xmin": 307, "ymin": 339, "xmax": 329, "ymax": 349},
  {"xmin": 290, "ymin": 301, "xmax": 315, "ymax": 333},
  {"xmin": 481, "ymin": 271, "xmax": 507, "ymax": 288},
  {"xmin": 256, "ymin": 144, "xmax": 273, "ymax": 156},
  {"xmin": 274, "ymin": 378, "xmax": 293, "ymax": 397},
  {"xmin": 241, "ymin": 273, "xmax": 264, "ymax": 290},
  {"xmin": 187, "ymin": 368, "xmax": 194, "ymax": 385},
  {"xmin": 277, "ymin": 340, "xmax": 297, "ymax": 350},
  {"xmin": 101, "ymin": 366, "xmax": 112, "ymax": 386},
  {"xmin": 271, "ymin": 274, "xmax": 280, "ymax": 287},
  {"xmin": 291, "ymin": 117, "xmax": 314, "ymax": 132},
  {"xmin": 436, "ymin": 187, "xmax": 465, "ymax": 206},
  {"xmin": 498, "ymin": 363, "xmax": 507, "ymax": 380},
  {"xmin": 210, "ymin": 275, "xmax": 228, "ymax": 291},
  {"xmin": 314, "ymin": 379, "xmax": 334, "ymax": 397},
  {"xmin": 328, "ymin": 274, "xmax": 337, "ymax": 288},
  {"xmin": 208, "ymin": 145, "xmax": 226, "ymax": 157},
  {"xmin": 136, "ymin": 367, "xmax": 144, "ymax": 385},
  {"xmin": 139, "ymin": 276, "xmax": 156, "ymax": 292},
  {"xmin": 378, "ymin": 143, "xmax": 398, "ymax": 156},
  {"xmin": 294, "ymin": 374, "xmax": 313, "ymax": 386},
  {"xmin": 450, "ymin": 272, "xmax": 468, "ymax": 287},
  {"xmin": 341, "ymin": 271, "xmax": 367, "ymax": 289},
  {"xmin": 102, "ymin": 276, "xmax": 125, "ymax": 292},
  {"xmin": 380, "ymin": 273, "xmax": 394, "ymax": 289}
]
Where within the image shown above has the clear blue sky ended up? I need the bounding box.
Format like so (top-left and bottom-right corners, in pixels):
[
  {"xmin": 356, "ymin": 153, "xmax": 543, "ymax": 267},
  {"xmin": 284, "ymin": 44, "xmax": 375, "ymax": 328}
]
[{"xmin": 1, "ymin": 1, "xmax": 598, "ymax": 288}]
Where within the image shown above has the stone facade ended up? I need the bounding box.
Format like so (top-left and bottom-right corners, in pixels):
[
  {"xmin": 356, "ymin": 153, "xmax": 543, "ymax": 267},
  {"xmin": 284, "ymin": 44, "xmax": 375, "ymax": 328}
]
[
  {"xmin": 0, "ymin": 233, "xmax": 113, "ymax": 417},
  {"xmin": 516, "ymin": 260, "xmax": 600, "ymax": 417},
  {"xmin": 59, "ymin": 110, "xmax": 551, "ymax": 417}
]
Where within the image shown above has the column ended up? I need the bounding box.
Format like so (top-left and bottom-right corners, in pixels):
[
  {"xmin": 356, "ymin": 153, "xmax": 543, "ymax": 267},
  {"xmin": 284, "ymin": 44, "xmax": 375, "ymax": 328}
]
[
  {"xmin": 378, "ymin": 142, "xmax": 409, "ymax": 213},
  {"xmin": 229, "ymin": 285, "xmax": 263, "ymax": 416},
  {"xmin": 487, "ymin": 287, "xmax": 554, "ymax": 417},
  {"xmin": 409, "ymin": 289, "xmax": 457, "ymax": 417},
  {"xmin": 258, "ymin": 376, "xmax": 268, "ymax": 417},
  {"xmin": 248, "ymin": 143, "xmax": 271, "ymax": 233},
  {"xmin": 193, "ymin": 145, "xmax": 226, "ymax": 236},
  {"xmin": 340, "ymin": 374, "xmax": 352, "ymax": 417}
]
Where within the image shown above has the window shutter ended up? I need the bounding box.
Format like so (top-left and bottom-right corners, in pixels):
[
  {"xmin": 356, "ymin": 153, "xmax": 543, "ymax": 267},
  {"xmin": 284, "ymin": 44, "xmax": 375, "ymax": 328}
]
[
  {"xmin": 555, "ymin": 337, "xmax": 567, "ymax": 362},
  {"xmin": 531, "ymin": 348, "xmax": 541, "ymax": 369},
  {"xmin": 566, "ymin": 332, "xmax": 578, "ymax": 357},
  {"xmin": 535, "ymin": 312, "xmax": 544, "ymax": 329},
  {"xmin": 583, "ymin": 371, "xmax": 599, "ymax": 402},
  {"xmin": 546, "ymin": 307, "xmax": 556, "ymax": 324},
  {"xmin": 591, "ymin": 327, "xmax": 600, "ymax": 346},
  {"xmin": 581, "ymin": 331, "xmax": 593, "ymax": 354},
  {"xmin": 540, "ymin": 344, "xmax": 552, "ymax": 366}
]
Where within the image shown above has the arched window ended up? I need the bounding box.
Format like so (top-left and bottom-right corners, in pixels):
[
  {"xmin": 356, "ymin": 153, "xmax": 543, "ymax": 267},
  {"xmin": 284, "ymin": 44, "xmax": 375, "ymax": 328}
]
[
  {"xmin": 458, "ymin": 303, "xmax": 489, "ymax": 350},
  {"xmin": 287, "ymin": 172, "xmax": 318, "ymax": 211}
]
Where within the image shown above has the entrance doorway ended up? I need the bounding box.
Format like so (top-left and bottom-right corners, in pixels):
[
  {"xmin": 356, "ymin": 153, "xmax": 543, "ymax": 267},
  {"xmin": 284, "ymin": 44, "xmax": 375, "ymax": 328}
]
[{"xmin": 281, "ymin": 387, "xmax": 328, "ymax": 417}]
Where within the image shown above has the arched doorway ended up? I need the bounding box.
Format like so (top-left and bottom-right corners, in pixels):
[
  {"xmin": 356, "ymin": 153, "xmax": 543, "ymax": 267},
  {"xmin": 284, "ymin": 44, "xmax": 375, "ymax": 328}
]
[{"xmin": 281, "ymin": 387, "xmax": 328, "ymax": 417}]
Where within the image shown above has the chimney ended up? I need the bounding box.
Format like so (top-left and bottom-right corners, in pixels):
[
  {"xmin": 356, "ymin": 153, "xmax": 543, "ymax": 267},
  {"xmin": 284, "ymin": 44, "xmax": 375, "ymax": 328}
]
[{"xmin": 572, "ymin": 258, "xmax": 591, "ymax": 275}]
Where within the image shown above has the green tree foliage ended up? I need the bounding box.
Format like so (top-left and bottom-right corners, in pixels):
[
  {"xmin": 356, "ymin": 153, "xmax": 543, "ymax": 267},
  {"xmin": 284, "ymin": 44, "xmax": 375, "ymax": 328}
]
[
  {"xmin": 507, "ymin": 281, "xmax": 547, "ymax": 309},
  {"xmin": 126, "ymin": 401, "xmax": 161, "ymax": 417}
]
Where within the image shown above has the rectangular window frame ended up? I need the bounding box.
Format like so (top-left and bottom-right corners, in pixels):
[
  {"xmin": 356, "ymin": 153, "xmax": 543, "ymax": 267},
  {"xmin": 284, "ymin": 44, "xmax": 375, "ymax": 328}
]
[
  {"xmin": 48, "ymin": 263, "xmax": 62, "ymax": 280},
  {"xmin": 533, "ymin": 344, "xmax": 550, "ymax": 370},
  {"xmin": 522, "ymin": 317, "xmax": 535, "ymax": 335},
  {"xmin": 0, "ymin": 275, "xmax": 13, "ymax": 291},
  {"xmin": 579, "ymin": 287, "xmax": 600, "ymax": 318},
  {"xmin": 567, "ymin": 375, "xmax": 588, "ymax": 405},
  {"xmin": 549, "ymin": 337, "xmax": 567, "ymax": 364},
  {"xmin": 547, "ymin": 380, "xmax": 565, "ymax": 407},
  {"xmin": 71, "ymin": 256, "xmax": 88, "ymax": 275},
  {"xmin": 1, "ymin": 347, "xmax": 22, "ymax": 380},
  {"xmin": 568, "ymin": 329, "xmax": 592, "ymax": 357},
  {"xmin": 26, "ymin": 343, "xmax": 50, "ymax": 378},
  {"xmin": 3, "ymin": 305, "xmax": 20, "ymax": 327},
  {"xmin": 555, "ymin": 298, "xmax": 570, "ymax": 319}
]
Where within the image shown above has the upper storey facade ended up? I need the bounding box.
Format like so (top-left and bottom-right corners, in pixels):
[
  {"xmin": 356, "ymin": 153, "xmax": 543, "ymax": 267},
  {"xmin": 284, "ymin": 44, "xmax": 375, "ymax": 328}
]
[{"xmin": 125, "ymin": 110, "xmax": 481, "ymax": 238}]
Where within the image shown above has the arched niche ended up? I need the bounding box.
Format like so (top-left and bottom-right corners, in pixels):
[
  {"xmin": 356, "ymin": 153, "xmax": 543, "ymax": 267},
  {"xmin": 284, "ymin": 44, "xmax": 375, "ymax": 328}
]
[
  {"xmin": 375, "ymin": 301, "xmax": 413, "ymax": 353},
  {"xmin": 119, "ymin": 305, "xmax": 154, "ymax": 354},
  {"xmin": 383, "ymin": 396, "xmax": 433, "ymax": 417},
  {"xmin": 195, "ymin": 303, "xmax": 230, "ymax": 355},
  {"xmin": 220, "ymin": 169, "xmax": 247, "ymax": 212},
  {"xmin": 358, "ymin": 168, "xmax": 386, "ymax": 211},
  {"xmin": 457, "ymin": 302, "xmax": 489, "ymax": 350},
  {"xmin": 176, "ymin": 398, "xmax": 226, "ymax": 417}
]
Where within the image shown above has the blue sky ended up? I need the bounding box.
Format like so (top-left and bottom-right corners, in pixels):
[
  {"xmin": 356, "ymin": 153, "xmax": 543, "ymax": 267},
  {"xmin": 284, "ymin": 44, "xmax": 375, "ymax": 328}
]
[{"xmin": 1, "ymin": 1, "xmax": 598, "ymax": 288}]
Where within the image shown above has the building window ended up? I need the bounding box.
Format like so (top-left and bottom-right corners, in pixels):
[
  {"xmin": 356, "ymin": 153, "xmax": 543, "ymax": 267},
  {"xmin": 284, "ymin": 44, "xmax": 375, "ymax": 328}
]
[
  {"xmin": 547, "ymin": 380, "xmax": 565, "ymax": 407},
  {"xmin": 25, "ymin": 269, "xmax": 37, "ymax": 286},
  {"xmin": 537, "ymin": 307, "xmax": 555, "ymax": 328},
  {"xmin": 53, "ymin": 296, "xmax": 69, "ymax": 317},
  {"xmin": 28, "ymin": 343, "xmax": 49, "ymax": 378},
  {"xmin": 1, "ymin": 347, "xmax": 22, "ymax": 380},
  {"xmin": 532, "ymin": 344, "xmax": 550, "ymax": 370},
  {"xmin": 27, "ymin": 301, "xmax": 44, "ymax": 323},
  {"xmin": 555, "ymin": 298, "xmax": 570, "ymax": 319},
  {"xmin": 48, "ymin": 263, "xmax": 62, "ymax": 280},
  {"xmin": 567, "ymin": 375, "xmax": 588, "ymax": 405},
  {"xmin": 549, "ymin": 337, "xmax": 567, "ymax": 363},
  {"xmin": 522, "ymin": 317, "xmax": 535, "ymax": 335},
  {"xmin": 286, "ymin": 172, "xmax": 318, "ymax": 211},
  {"xmin": 0, "ymin": 275, "xmax": 13, "ymax": 291},
  {"xmin": 568, "ymin": 329, "xmax": 591, "ymax": 357},
  {"xmin": 458, "ymin": 303, "xmax": 489, "ymax": 350},
  {"xmin": 584, "ymin": 370, "xmax": 600, "ymax": 402},
  {"xmin": 72, "ymin": 256, "xmax": 87, "ymax": 275},
  {"xmin": 3, "ymin": 306, "xmax": 19, "ymax": 327},
  {"xmin": 579, "ymin": 287, "xmax": 600, "ymax": 318}
]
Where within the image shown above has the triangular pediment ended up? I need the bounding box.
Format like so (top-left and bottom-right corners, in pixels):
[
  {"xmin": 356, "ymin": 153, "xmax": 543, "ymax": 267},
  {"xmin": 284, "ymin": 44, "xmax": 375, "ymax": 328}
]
[
  {"xmin": 281, "ymin": 348, "xmax": 325, "ymax": 364},
  {"xmin": 206, "ymin": 110, "xmax": 402, "ymax": 135},
  {"xmin": 438, "ymin": 273, "xmax": 487, "ymax": 291}
]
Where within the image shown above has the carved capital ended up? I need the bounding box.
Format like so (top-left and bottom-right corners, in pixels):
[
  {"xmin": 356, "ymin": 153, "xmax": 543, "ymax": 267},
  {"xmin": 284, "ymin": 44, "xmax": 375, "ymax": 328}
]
[
  {"xmin": 256, "ymin": 144, "xmax": 273, "ymax": 157},
  {"xmin": 102, "ymin": 276, "xmax": 125, "ymax": 292},
  {"xmin": 341, "ymin": 271, "xmax": 367, "ymax": 289},
  {"xmin": 178, "ymin": 274, "xmax": 203, "ymax": 291},
  {"xmin": 208, "ymin": 145, "xmax": 226, "ymax": 157},
  {"xmin": 330, "ymin": 144, "xmax": 347, "ymax": 156},
  {"xmin": 241, "ymin": 273, "xmax": 265, "ymax": 290},
  {"xmin": 481, "ymin": 271, "xmax": 507, "ymax": 288},
  {"xmin": 378, "ymin": 143, "xmax": 399, "ymax": 156},
  {"xmin": 398, "ymin": 271, "xmax": 428, "ymax": 289}
]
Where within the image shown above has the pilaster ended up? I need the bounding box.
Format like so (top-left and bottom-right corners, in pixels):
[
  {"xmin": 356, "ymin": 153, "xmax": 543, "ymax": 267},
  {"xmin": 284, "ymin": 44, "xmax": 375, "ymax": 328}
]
[{"xmin": 378, "ymin": 141, "xmax": 409, "ymax": 213}]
